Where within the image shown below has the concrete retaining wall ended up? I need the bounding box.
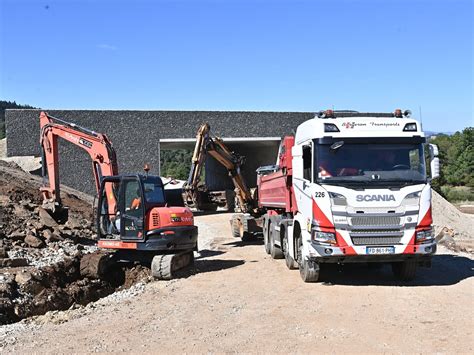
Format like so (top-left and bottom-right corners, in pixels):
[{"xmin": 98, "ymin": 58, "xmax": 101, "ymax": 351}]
[{"xmin": 5, "ymin": 110, "xmax": 313, "ymax": 194}]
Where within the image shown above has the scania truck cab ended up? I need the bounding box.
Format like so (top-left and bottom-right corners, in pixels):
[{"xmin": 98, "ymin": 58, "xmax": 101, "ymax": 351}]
[{"xmin": 254, "ymin": 109, "xmax": 440, "ymax": 282}]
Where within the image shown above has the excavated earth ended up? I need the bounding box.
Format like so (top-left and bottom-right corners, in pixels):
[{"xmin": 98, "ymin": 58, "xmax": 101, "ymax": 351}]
[{"xmin": 0, "ymin": 161, "xmax": 149, "ymax": 325}]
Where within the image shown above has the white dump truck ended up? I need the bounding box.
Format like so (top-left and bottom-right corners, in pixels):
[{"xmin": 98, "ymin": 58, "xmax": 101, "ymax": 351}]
[{"xmin": 234, "ymin": 109, "xmax": 440, "ymax": 282}]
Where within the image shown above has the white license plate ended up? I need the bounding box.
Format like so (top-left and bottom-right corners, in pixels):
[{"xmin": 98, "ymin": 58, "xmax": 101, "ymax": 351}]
[{"xmin": 366, "ymin": 246, "xmax": 395, "ymax": 255}]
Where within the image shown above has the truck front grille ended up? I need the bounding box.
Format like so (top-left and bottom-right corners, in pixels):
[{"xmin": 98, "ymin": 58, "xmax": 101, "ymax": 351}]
[
  {"xmin": 351, "ymin": 216, "xmax": 401, "ymax": 227},
  {"xmin": 351, "ymin": 236, "xmax": 402, "ymax": 246},
  {"xmin": 349, "ymin": 229, "xmax": 403, "ymax": 237}
]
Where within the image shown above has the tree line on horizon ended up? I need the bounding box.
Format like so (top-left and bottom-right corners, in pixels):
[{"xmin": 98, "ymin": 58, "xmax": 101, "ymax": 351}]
[{"xmin": 0, "ymin": 100, "xmax": 37, "ymax": 139}]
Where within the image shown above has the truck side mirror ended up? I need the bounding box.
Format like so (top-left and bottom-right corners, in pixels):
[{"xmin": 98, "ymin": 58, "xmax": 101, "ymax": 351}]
[{"xmin": 428, "ymin": 144, "xmax": 440, "ymax": 180}]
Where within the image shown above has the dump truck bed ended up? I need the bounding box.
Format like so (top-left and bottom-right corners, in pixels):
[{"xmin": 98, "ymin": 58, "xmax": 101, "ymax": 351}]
[
  {"xmin": 257, "ymin": 169, "xmax": 291, "ymax": 210},
  {"xmin": 256, "ymin": 136, "xmax": 295, "ymax": 213}
]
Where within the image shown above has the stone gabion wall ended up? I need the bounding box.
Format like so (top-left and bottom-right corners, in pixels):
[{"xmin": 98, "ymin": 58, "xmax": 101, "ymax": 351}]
[{"xmin": 5, "ymin": 110, "xmax": 313, "ymax": 194}]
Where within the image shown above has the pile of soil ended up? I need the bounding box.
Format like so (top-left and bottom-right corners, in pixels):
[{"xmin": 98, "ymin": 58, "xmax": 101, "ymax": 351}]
[
  {"xmin": 0, "ymin": 161, "xmax": 148, "ymax": 325},
  {"xmin": 0, "ymin": 139, "xmax": 6, "ymax": 158},
  {"xmin": 432, "ymin": 190, "xmax": 474, "ymax": 253}
]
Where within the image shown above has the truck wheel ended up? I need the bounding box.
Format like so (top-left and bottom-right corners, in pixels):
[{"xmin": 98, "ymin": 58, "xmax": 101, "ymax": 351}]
[
  {"xmin": 269, "ymin": 223, "xmax": 284, "ymax": 259},
  {"xmin": 231, "ymin": 216, "xmax": 241, "ymax": 239},
  {"xmin": 297, "ymin": 233, "xmax": 319, "ymax": 282},
  {"xmin": 392, "ymin": 260, "xmax": 417, "ymax": 281},
  {"xmin": 264, "ymin": 219, "xmax": 271, "ymax": 254},
  {"xmin": 283, "ymin": 234, "xmax": 297, "ymax": 270},
  {"xmin": 232, "ymin": 215, "xmax": 254, "ymax": 242},
  {"xmin": 299, "ymin": 259, "xmax": 320, "ymax": 283}
]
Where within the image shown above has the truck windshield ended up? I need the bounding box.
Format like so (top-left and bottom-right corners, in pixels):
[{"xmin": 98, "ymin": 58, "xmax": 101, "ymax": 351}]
[{"xmin": 315, "ymin": 142, "xmax": 427, "ymax": 184}]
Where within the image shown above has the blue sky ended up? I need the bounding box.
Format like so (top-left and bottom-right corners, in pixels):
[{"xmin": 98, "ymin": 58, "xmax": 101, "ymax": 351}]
[{"xmin": 0, "ymin": 0, "xmax": 472, "ymax": 132}]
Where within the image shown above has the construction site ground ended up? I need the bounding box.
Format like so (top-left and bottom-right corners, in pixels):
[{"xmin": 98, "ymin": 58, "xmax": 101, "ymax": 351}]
[
  {"xmin": 0, "ymin": 213, "xmax": 472, "ymax": 353},
  {"xmin": 0, "ymin": 160, "xmax": 473, "ymax": 353}
]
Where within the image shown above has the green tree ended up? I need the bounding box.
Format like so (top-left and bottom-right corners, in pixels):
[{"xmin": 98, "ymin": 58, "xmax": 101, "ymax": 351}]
[
  {"xmin": 0, "ymin": 100, "xmax": 37, "ymax": 139},
  {"xmin": 429, "ymin": 127, "xmax": 474, "ymax": 200},
  {"xmin": 160, "ymin": 149, "xmax": 193, "ymax": 180}
]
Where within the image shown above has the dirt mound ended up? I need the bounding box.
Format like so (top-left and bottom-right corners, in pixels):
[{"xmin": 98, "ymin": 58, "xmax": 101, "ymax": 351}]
[
  {"xmin": 0, "ymin": 162, "xmax": 148, "ymax": 325},
  {"xmin": 432, "ymin": 190, "xmax": 474, "ymax": 253},
  {"xmin": 0, "ymin": 139, "xmax": 5, "ymax": 158}
]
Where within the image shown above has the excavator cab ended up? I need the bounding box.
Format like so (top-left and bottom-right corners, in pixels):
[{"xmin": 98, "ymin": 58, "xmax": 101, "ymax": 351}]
[
  {"xmin": 98, "ymin": 175, "xmax": 153, "ymax": 241},
  {"xmin": 97, "ymin": 174, "xmax": 166, "ymax": 241}
]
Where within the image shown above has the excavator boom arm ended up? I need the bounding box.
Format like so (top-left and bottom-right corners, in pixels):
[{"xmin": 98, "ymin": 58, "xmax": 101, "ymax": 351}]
[{"xmin": 39, "ymin": 112, "xmax": 118, "ymax": 210}]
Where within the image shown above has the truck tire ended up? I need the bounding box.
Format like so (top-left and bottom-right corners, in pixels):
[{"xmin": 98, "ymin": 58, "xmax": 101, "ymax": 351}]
[
  {"xmin": 283, "ymin": 232, "xmax": 297, "ymax": 270},
  {"xmin": 264, "ymin": 218, "xmax": 271, "ymax": 254},
  {"xmin": 269, "ymin": 222, "xmax": 284, "ymax": 259},
  {"xmin": 299, "ymin": 259, "xmax": 320, "ymax": 283},
  {"xmin": 232, "ymin": 215, "xmax": 254, "ymax": 242},
  {"xmin": 297, "ymin": 232, "xmax": 319, "ymax": 282},
  {"xmin": 231, "ymin": 215, "xmax": 241, "ymax": 239},
  {"xmin": 392, "ymin": 260, "xmax": 417, "ymax": 281}
]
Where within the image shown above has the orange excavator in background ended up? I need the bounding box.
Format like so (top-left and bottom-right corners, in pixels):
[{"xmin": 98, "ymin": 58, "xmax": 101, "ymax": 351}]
[
  {"xmin": 39, "ymin": 112, "xmax": 198, "ymax": 279},
  {"xmin": 182, "ymin": 122, "xmax": 257, "ymax": 214}
]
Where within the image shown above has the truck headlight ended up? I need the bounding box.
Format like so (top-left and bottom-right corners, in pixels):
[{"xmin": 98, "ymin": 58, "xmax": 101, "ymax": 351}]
[
  {"xmin": 311, "ymin": 229, "xmax": 337, "ymax": 245},
  {"xmin": 402, "ymin": 191, "xmax": 421, "ymax": 206},
  {"xmin": 329, "ymin": 192, "xmax": 346, "ymax": 206},
  {"xmin": 416, "ymin": 228, "xmax": 434, "ymax": 244}
]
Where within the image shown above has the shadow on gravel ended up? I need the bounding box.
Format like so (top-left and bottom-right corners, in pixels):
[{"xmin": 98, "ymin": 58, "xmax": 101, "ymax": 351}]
[
  {"xmin": 195, "ymin": 259, "xmax": 245, "ymax": 273},
  {"xmin": 196, "ymin": 250, "xmax": 226, "ymax": 259},
  {"xmin": 223, "ymin": 239, "xmax": 264, "ymax": 247},
  {"xmin": 319, "ymin": 254, "xmax": 474, "ymax": 287},
  {"xmin": 175, "ymin": 259, "xmax": 245, "ymax": 278},
  {"xmin": 73, "ymin": 236, "xmax": 97, "ymax": 246},
  {"xmin": 193, "ymin": 210, "xmax": 231, "ymax": 217}
]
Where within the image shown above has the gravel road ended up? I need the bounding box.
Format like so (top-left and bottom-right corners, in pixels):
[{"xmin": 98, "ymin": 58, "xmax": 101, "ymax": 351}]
[{"xmin": 1, "ymin": 213, "xmax": 473, "ymax": 353}]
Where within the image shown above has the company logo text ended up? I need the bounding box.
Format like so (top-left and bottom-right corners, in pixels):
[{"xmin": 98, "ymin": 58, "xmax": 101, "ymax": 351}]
[{"xmin": 356, "ymin": 194, "xmax": 396, "ymax": 202}]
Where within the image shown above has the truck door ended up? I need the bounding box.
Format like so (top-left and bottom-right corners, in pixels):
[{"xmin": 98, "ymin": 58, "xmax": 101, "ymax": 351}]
[
  {"xmin": 293, "ymin": 142, "xmax": 314, "ymax": 216},
  {"xmin": 120, "ymin": 177, "xmax": 145, "ymax": 241}
]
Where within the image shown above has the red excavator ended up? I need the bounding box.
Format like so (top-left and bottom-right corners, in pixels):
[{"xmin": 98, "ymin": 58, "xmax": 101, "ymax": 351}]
[{"xmin": 39, "ymin": 112, "xmax": 197, "ymax": 279}]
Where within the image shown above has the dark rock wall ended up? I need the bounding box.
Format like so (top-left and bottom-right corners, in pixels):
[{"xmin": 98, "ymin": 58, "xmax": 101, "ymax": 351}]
[{"xmin": 6, "ymin": 110, "xmax": 313, "ymax": 194}]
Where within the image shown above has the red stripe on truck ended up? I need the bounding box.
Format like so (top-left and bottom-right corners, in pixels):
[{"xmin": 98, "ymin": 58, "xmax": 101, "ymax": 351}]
[
  {"xmin": 335, "ymin": 231, "xmax": 357, "ymax": 255},
  {"xmin": 312, "ymin": 200, "xmax": 356, "ymax": 254},
  {"xmin": 403, "ymin": 233, "xmax": 416, "ymax": 254},
  {"xmin": 417, "ymin": 206, "xmax": 432, "ymax": 228},
  {"xmin": 312, "ymin": 200, "xmax": 333, "ymax": 229},
  {"xmin": 403, "ymin": 206, "xmax": 432, "ymax": 254}
]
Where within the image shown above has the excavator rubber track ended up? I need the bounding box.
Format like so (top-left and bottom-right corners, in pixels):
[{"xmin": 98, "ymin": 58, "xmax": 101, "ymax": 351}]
[{"xmin": 151, "ymin": 251, "xmax": 194, "ymax": 280}]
